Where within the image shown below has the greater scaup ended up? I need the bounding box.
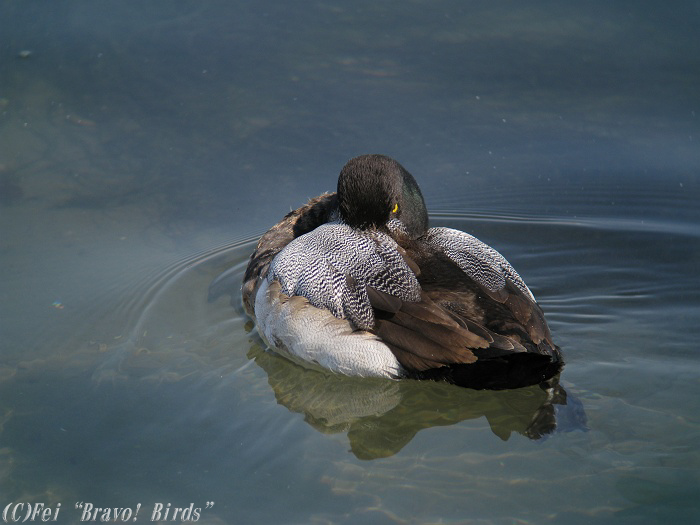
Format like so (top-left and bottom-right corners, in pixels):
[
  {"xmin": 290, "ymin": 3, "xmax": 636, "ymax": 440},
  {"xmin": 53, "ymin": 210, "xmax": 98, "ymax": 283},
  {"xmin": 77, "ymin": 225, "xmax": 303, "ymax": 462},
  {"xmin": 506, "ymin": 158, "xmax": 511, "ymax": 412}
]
[{"xmin": 242, "ymin": 154, "xmax": 562, "ymax": 389}]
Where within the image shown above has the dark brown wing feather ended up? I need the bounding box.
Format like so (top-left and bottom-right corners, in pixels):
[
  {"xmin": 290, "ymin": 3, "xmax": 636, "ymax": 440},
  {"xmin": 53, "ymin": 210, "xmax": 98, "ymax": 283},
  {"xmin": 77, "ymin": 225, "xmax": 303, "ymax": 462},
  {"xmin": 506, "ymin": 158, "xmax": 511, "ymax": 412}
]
[
  {"xmin": 367, "ymin": 238, "xmax": 561, "ymax": 387},
  {"xmin": 368, "ymin": 287, "xmax": 480, "ymax": 371},
  {"xmin": 409, "ymin": 241, "xmax": 558, "ymax": 352}
]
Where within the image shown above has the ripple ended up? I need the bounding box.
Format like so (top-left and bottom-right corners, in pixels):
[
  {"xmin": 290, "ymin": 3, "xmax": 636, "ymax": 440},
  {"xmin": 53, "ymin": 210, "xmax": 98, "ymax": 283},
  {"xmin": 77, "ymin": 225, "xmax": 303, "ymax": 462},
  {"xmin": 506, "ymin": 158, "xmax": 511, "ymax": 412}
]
[
  {"xmin": 431, "ymin": 210, "xmax": 700, "ymax": 239},
  {"xmin": 93, "ymin": 235, "xmax": 259, "ymax": 384}
]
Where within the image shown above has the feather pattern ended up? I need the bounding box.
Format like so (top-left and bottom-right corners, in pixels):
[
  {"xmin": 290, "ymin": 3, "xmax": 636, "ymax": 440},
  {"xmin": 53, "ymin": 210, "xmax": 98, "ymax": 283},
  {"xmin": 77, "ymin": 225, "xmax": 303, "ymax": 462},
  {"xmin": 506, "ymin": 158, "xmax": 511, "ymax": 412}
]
[
  {"xmin": 269, "ymin": 222, "xmax": 420, "ymax": 331},
  {"xmin": 424, "ymin": 227, "xmax": 535, "ymax": 301}
]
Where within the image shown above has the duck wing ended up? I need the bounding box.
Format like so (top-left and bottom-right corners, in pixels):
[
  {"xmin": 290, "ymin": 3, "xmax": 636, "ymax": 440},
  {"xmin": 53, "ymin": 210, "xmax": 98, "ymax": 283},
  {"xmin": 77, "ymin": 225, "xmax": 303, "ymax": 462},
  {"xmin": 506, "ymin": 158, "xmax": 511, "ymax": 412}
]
[
  {"xmin": 372, "ymin": 228, "xmax": 563, "ymax": 388},
  {"xmin": 422, "ymin": 227, "xmax": 556, "ymax": 349},
  {"xmin": 368, "ymin": 286, "xmax": 481, "ymax": 370},
  {"xmin": 368, "ymin": 274, "xmax": 562, "ymax": 389}
]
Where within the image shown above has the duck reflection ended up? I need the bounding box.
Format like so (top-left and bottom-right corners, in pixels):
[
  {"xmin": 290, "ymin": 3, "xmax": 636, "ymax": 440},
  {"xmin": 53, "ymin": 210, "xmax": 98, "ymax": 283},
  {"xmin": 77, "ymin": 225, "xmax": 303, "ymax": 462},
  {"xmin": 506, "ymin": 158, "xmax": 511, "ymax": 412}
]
[{"xmin": 247, "ymin": 342, "xmax": 586, "ymax": 460}]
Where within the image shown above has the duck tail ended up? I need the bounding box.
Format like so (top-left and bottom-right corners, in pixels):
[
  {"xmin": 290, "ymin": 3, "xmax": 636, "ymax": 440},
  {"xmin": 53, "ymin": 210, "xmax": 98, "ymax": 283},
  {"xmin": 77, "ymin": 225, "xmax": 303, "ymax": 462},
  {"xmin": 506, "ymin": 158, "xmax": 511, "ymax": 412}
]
[{"xmin": 409, "ymin": 351, "xmax": 563, "ymax": 390}]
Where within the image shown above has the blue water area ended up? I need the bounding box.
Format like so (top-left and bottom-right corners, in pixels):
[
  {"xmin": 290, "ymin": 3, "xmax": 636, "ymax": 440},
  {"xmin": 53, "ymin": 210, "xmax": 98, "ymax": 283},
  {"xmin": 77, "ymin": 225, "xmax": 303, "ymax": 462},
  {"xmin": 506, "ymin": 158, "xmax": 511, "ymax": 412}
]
[{"xmin": 1, "ymin": 1, "xmax": 699, "ymax": 524}]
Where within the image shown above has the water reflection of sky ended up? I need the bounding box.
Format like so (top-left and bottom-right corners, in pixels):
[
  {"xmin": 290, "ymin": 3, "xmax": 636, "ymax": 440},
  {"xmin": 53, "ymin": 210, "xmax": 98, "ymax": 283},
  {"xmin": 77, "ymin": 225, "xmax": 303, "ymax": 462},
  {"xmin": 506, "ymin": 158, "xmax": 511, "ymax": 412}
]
[{"xmin": 1, "ymin": 1, "xmax": 700, "ymax": 523}]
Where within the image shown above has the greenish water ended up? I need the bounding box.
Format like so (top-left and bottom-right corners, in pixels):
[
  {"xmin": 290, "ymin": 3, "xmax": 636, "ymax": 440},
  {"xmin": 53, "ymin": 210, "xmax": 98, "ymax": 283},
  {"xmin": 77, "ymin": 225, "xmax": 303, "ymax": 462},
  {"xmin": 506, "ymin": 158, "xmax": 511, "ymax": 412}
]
[{"xmin": 1, "ymin": 1, "xmax": 699, "ymax": 524}]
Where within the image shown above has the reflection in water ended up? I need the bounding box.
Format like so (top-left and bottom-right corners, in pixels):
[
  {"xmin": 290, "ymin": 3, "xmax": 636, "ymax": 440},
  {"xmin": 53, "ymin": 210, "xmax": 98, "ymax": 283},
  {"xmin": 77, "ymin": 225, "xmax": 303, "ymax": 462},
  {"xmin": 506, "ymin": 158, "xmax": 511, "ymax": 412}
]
[{"xmin": 251, "ymin": 343, "xmax": 586, "ymax": 459}]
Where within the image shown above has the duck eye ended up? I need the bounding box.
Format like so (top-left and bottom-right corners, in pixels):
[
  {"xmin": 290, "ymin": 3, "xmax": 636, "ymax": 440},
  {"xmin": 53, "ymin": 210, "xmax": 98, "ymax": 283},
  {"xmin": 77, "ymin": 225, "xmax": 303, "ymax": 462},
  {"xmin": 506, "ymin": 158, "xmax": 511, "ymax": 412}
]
[{"xmin": 392, "ymin": 203, "xmax": 399, "ymax": 214}]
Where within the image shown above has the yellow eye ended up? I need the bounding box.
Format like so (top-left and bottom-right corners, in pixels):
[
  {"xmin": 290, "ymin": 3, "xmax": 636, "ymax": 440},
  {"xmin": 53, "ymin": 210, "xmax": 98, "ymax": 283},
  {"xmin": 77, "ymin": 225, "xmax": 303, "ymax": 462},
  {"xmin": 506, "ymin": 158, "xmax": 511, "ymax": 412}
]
[{"xmin": 392, "ymin": 203, "xmax": 399, "ymax": 213}]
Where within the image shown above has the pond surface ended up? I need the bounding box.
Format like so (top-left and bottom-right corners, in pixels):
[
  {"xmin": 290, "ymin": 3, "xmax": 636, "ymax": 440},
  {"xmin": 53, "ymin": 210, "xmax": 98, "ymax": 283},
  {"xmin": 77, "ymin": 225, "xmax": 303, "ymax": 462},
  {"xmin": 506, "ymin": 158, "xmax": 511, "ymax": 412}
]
[{"xmin": 1, "ymin": 1, "xmax": 699, "ymax": 524}]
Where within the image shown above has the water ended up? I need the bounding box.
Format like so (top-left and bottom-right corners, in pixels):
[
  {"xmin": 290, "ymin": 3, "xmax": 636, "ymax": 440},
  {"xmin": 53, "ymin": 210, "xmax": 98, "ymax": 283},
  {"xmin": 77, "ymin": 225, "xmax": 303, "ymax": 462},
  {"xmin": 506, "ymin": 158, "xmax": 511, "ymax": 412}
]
[{"xmin": 1, "ymin": 1, "xmax": 699, "ymax": 523}]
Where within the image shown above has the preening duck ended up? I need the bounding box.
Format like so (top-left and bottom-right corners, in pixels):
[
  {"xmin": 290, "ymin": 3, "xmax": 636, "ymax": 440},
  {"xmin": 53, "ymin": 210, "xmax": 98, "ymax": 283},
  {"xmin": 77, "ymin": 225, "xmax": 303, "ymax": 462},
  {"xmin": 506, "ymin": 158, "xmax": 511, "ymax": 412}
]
[{"xmin": 242, "ymin": 154, "xmax": 562, "ymax": 389}]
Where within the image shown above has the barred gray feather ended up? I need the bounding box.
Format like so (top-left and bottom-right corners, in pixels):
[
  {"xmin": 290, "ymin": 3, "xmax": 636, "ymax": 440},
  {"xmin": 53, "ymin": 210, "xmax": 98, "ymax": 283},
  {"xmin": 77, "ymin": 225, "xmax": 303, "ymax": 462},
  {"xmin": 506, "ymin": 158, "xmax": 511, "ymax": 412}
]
[
  {"xmin": 424, "ymin": 227, "xmax": 535, "ymax": 301},
  {"xmin": 269, "ymin": 222, "xmax": 421, "ymax": 330}
]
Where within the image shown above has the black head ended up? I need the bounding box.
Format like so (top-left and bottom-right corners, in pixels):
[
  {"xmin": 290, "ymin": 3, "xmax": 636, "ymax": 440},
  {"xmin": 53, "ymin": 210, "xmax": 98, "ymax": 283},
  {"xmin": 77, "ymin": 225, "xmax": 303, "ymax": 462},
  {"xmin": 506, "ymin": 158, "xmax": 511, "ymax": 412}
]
[{"xmin": 337, "ymin": 154, "xmax": 429, "ymax": 238}]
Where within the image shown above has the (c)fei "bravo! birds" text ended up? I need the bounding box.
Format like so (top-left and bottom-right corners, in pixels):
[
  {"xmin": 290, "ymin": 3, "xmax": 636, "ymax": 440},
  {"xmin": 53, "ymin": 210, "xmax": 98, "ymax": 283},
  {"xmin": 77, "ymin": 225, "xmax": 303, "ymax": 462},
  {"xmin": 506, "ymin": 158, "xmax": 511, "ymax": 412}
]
[{"xmin": 2, "ymin": 502, "xmax": 215, "ymax": 522}]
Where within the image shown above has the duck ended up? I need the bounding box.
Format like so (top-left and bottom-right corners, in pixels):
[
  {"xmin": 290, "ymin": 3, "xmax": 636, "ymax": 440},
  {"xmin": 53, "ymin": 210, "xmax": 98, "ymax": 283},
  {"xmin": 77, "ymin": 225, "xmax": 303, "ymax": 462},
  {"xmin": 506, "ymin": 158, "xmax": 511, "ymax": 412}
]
[{"xmin": 241, "ymin": 154, "xmax": 562, "ymax": 390}]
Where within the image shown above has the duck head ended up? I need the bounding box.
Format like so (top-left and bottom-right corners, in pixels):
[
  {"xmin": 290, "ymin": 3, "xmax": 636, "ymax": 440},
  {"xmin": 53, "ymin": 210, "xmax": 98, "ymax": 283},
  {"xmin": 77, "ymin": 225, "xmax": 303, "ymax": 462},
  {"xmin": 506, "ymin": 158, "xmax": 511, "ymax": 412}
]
[{"xmin": 337, "ymin": 154, "xmax": 429, "ymax": 239}]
